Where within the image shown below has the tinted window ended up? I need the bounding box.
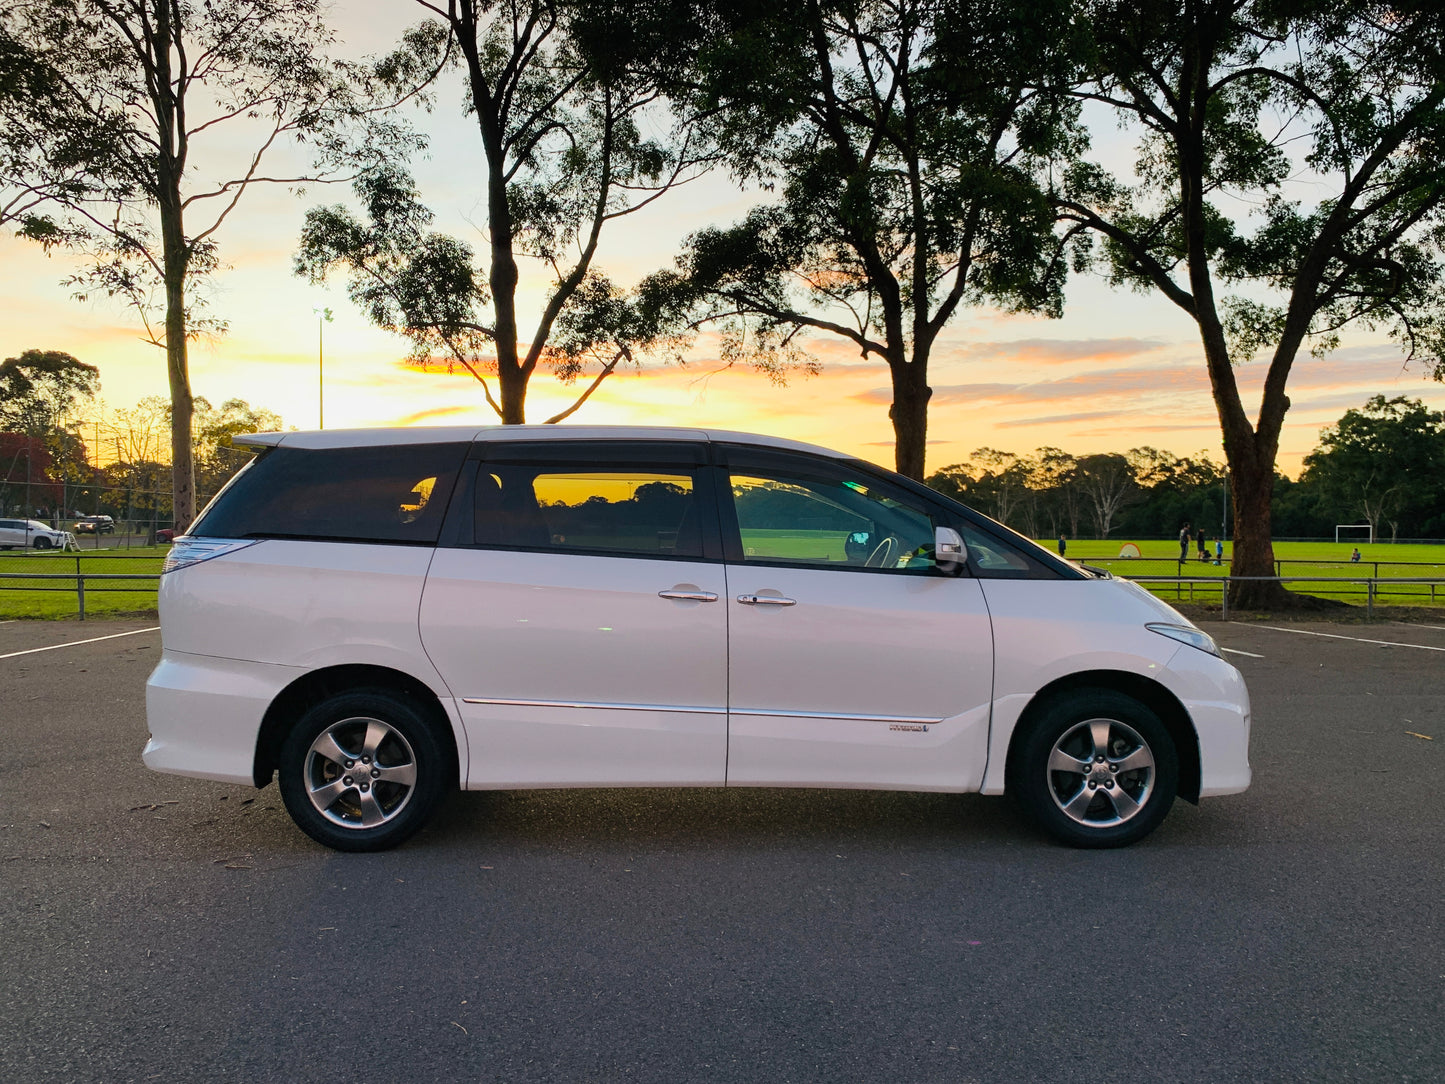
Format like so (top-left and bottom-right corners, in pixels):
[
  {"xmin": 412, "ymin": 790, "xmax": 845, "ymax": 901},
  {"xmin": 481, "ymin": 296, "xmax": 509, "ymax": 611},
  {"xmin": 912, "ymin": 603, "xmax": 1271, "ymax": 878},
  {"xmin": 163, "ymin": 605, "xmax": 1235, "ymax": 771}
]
[
  {"xmin": 955, "ymin": 520, "xmax": 1058, "ymax": 578},
  {"xmin": 467, "ymin": 464, "xmax": 704, "ymax": 558},
  {"xmin": 726, "ymin": 460, "xmax": 940, "ymax": 573},
  {"xmin": 192, "ymin": 443, "xmax": 468, "ymax": 544}
]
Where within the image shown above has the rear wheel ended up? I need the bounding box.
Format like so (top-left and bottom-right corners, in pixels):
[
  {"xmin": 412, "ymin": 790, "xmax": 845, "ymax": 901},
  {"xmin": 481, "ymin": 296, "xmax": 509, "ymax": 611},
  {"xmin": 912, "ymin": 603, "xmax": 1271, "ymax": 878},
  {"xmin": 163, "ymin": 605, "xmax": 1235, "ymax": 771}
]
[
  {"xmin": 1008, "ymin": 689, "xmax": 1178, "ymax": 848},
  {"xmin": 278, "ymin": 689, "xmax": 450, "ymax": 852}
]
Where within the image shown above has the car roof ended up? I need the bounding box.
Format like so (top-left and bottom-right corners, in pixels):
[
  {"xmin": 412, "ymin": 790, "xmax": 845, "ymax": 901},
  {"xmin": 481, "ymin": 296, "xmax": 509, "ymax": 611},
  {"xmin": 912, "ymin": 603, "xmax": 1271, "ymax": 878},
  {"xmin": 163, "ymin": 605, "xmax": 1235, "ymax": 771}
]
[{"xmin": 231, "ymin": 425, "xmax": 853, "ymax": 461}]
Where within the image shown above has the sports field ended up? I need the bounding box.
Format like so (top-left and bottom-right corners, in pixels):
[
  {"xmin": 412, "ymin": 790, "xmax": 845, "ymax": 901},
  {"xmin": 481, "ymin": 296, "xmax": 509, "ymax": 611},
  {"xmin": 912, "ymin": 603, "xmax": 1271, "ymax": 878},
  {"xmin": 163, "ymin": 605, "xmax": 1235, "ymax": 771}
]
[{"xmin": 1046, "ymin": 539, "xmax": 1445, "ymax": 609}]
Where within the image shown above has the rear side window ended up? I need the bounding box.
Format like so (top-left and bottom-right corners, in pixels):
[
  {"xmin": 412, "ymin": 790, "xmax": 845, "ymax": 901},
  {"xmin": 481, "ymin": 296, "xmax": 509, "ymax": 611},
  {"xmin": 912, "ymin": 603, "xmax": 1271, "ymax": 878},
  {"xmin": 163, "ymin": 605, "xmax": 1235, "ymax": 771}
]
[
  {"xmin": 467, "ymin": 465, "xmax": 704, "ymax": 559},
  {"xmin": 192, "ymin": 443, "xmax": 469, "ymax": 544}
]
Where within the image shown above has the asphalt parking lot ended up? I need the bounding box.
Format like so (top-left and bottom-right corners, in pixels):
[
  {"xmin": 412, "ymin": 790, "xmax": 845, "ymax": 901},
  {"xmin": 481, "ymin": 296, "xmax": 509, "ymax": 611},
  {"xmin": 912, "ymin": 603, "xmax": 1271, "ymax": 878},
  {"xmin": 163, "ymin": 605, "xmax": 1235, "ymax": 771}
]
[{"xmin": 1, "ymin": 618, "xmax": 1442, "ymax": 1083}]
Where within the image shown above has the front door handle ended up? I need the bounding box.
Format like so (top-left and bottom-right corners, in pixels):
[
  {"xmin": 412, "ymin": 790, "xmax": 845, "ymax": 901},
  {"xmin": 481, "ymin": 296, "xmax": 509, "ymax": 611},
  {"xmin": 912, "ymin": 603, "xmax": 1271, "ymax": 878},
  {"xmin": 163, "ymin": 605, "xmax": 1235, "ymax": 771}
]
[
  {"xmin": 737, "ymin": 594, "xmax": 797, "ymax": 606},
  {"xmin": 658, "ymin": 590, "xmax": 719, "ymax": 602}
]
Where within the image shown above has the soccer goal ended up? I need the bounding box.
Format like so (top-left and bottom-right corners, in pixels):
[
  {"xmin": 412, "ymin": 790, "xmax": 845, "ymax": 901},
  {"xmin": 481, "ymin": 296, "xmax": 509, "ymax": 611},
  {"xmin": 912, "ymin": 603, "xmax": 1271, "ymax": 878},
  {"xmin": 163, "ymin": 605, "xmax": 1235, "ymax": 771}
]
[{"xmin": 1335, "ymin": 523, "xmax": 1374, "ymax": 544}]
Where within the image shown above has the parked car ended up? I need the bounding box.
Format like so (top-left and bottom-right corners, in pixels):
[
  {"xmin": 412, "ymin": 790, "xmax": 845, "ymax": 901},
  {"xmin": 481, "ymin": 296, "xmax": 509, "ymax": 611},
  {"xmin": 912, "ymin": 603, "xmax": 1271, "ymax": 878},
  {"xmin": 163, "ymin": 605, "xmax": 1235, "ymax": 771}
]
[
  {"xmin": 74, "ymin": 514, "xmax": 115, "ymax": 534},
  {"xmin": 144, "ymin": 426, "xmax": 1251, "ymax": 852},
  {"xmin": 154, "ymin": 528, "xmax": 177, "ymax": 544},
  {"xmin": 0, "ymin": 518, "xmax": 68, "ymax": 550}
]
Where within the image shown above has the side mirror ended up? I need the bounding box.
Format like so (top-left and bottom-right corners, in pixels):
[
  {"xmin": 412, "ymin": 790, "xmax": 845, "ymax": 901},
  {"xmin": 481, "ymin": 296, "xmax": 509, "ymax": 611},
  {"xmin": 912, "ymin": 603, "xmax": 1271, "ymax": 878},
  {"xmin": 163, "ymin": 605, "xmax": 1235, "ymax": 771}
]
[{"xmin": 935, "ymin": 526, "xmax": 966, "ymax": 574}]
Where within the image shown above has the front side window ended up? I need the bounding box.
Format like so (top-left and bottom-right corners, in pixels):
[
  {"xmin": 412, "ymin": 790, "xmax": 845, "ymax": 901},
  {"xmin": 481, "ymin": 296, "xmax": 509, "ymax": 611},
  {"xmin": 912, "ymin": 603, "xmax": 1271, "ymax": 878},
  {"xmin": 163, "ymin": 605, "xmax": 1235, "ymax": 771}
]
[
  {"xmin": 470, "ymin": 465, "xmax": 704, "ymax": 559},
  {"xmin": 726, "ymin": 460, "xmax": 940, "ymax": 573},
  {"xmin": 953, "ymin": 520, "xmax": 1067, "ymax": 579},
  {"xmin": 191, "ymin": 442, "xmax": 469, "ymax": 544}
]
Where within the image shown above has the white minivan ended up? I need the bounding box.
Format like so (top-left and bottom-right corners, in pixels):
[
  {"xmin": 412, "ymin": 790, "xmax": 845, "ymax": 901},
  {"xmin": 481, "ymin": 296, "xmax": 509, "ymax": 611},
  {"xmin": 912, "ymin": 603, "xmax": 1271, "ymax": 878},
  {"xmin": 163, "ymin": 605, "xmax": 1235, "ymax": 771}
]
[{"xmin": 144, "ymin": 426, "xmax": 1250, "ymax": 851}]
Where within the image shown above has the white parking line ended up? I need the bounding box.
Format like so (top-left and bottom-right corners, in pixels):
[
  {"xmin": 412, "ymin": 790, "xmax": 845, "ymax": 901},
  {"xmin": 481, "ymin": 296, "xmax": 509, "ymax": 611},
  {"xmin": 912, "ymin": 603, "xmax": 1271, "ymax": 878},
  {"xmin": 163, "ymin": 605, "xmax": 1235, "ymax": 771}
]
[
  {"xmin": 1395, "ymin": 622, "xmax": 1445, "ymax": 632},
  {"xmin": 1220, "ymin": 647, "xmax": 1265, "ymax": 658},
  {"xmin": 1255, "ymin": 625, "xmax": 1445, "ymax": 653},
  {"xmin": 0, "ymin": 626, "xmax": 160, "ymax": 660}
]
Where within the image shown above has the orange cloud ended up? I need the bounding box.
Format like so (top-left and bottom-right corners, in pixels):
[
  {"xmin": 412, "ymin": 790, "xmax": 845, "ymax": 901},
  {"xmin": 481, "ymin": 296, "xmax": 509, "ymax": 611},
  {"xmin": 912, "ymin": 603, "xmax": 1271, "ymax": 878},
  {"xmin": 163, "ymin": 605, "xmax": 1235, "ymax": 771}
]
[
  {"xmin": 395, "ymin": 404, "xmax": 479, "ymax": 425},
  {"xmin": 956, "ymin": 337, "xmax": 1168, "ymax": 364}
]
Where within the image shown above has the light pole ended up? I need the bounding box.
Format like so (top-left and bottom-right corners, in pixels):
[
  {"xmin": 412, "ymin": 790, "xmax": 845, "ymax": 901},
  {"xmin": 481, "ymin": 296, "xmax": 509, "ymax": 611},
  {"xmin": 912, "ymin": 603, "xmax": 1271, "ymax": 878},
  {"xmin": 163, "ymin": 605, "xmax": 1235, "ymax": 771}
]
[
  {"xmin": 313, "ymin": 307, "xmax": 333, "ymax": 429},
  {"xmin": 1221, "ymin": 468, "xmax": 1229, "ymax": 541}
]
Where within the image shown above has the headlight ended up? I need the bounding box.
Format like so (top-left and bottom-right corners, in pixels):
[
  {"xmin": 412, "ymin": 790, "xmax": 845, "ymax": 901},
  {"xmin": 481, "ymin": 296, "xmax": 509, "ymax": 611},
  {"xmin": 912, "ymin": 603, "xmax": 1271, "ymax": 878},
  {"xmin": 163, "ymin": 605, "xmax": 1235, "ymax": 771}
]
[
  {"xmin": 1146, "ymin": 622, "xmax": 1221, "ymax": 658},
  {"xmin": 161, "ymin": 537, "xmax": 258, "ymax": 573}
]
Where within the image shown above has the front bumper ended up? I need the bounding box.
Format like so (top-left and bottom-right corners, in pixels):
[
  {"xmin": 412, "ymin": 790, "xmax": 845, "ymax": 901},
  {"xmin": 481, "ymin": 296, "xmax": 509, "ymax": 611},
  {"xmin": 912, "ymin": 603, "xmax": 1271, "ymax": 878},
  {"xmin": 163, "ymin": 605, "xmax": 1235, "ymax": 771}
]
[{"xmin": 1160, "ymin": 644, "xmax": 1252, "ymax": 796}]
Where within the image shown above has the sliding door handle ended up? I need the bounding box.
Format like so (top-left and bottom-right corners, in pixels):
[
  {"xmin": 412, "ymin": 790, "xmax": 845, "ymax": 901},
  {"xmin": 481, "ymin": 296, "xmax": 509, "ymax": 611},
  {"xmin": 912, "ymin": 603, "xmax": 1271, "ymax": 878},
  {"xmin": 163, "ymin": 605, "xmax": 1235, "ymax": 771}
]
[
  {"xmin": 737, "ymin": 594, "xmax": 797, "ymax": 606},
  {"xmin": 658, "ymin": 590, "xmax": 719, "ymax": 602}
]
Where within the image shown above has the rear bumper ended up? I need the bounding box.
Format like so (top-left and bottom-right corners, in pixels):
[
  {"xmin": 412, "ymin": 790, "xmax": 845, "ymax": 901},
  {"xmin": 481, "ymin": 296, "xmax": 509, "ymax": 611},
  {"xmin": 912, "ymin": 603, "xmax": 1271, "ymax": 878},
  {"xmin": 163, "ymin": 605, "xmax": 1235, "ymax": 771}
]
[{"xmin": 143, "ymin": 650, "xmax": 303, "ymax": 785}]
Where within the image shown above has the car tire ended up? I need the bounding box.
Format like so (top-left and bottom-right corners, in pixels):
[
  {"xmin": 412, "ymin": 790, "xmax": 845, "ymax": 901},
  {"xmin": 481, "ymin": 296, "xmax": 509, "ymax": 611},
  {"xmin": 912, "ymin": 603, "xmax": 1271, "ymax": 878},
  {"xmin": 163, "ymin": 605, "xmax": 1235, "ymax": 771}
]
[
  {"xmin": 277, "ymin": 689, "xmax": 451, "ymax": 852},
  {"xmin": 1007, "ymin": 689, "xmax": 1178, "ymax": 849},
  {"xmin": 33, "ymin": 537, "xmax": 52, "ymax": 550}
]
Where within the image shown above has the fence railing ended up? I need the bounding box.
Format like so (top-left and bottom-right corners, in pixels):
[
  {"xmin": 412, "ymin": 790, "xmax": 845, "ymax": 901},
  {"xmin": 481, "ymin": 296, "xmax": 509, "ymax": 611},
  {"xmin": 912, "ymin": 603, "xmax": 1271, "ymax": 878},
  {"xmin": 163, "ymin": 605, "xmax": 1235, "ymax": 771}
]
[
  {"xmin": 1129, "ymin": 575, "xmax": 1445, "ymax": 618},
  {"xmin": 1084, "ymin": 556, "xmax": 1445, "ymax": 579},
  {"xmin": 0, "ymin": 553, "xmax": 161, "ymax": 619}
]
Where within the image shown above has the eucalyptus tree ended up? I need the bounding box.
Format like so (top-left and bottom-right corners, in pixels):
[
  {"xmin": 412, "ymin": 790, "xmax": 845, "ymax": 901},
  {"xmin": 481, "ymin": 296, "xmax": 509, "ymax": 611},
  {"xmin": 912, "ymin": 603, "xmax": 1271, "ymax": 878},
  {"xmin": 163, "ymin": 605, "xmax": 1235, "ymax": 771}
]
[
  {"xmin": 0, "ymin": 26, "xmax": 102, "ymax": 237},
  {"xmin": 1075, "ymin": 452, "xmax": 1138, "ymax": 538},
  {"xmin": 1058, "ymin": 0, "xmax": 1445, "ymax": 605},
  {"xmin": 0, "ymin": 0, "xmax": 379, "ymax": 528},
  {"xmin": 297, "ymin": 1, "xmax": 714, "ymax": 425},
  {"xmin": 1301, "ymin": 395, "xmax": 1445, "ymax": 542},
  {"xmin": 636, "ymin": 0, "xmax": 1081, "ymax": 479},
  {"xmin": 0, "ymin": 349, "xmax": 100, "ymax": 436}
]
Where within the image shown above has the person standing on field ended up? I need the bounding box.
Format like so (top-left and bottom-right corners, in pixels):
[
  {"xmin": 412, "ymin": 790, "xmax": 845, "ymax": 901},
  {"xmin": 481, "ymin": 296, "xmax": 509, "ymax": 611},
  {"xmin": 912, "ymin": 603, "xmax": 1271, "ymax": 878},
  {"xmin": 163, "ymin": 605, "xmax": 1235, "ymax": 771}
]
[
  {"xmin": 1196, "ymin": 527, "xmax": 1208, "ymax": 560},
  {"xmin": 1179, "ymin": 523, "xmax": 1191, "ymax": 563},
  {"xmin": 1058, "ymin": 533, "xmax": 1067, "ymax": 557}
]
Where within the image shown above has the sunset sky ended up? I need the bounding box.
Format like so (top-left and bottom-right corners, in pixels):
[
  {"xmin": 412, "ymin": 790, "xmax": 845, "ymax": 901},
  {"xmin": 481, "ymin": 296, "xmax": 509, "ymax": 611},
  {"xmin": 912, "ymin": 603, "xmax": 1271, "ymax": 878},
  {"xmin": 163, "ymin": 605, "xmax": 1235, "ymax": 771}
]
[{"xmin": 4, "ymin": 2, "xmax": 1442, "ymax": 477}]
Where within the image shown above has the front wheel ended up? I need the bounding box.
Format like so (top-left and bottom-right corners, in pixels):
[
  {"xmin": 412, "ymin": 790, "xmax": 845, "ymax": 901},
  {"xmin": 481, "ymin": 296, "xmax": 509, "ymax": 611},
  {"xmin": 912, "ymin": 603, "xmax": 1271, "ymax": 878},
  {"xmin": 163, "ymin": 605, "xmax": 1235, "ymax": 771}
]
[
  {"xmin": 33, "ymin": 536, "xmax": 52, "ymax": 550},
  {"xmin": 1008, "ymin": 690, "xmax": 1178, "ymax": 848},
  {"xmin": 278, "ymin": 690, "xmax": 451, "ymax": 852}
]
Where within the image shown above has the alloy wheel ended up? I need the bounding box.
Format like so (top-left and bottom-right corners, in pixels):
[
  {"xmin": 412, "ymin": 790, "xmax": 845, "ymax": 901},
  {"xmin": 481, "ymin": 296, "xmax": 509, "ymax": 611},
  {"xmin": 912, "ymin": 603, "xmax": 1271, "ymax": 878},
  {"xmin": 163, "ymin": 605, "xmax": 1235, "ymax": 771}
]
[
  {"xmin": 302, "ymin": 716, "xmax": 419, "ymax": 829},
  {"xmin": 1045, "ymin": 717, "xmax": 1156, "ymax": 828}
]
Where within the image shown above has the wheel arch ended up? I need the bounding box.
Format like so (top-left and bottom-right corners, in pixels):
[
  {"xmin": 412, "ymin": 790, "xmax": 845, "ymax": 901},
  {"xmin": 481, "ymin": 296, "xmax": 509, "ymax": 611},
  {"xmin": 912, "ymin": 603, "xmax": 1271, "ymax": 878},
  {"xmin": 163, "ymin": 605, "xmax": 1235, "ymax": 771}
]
[
  {"xmin": 253, "ymin": 664, "xmax": 459, "ymax": 789},
  {"xmin": 1005, "ymin": 670, "xmax": 1201, "ymax": 804}
]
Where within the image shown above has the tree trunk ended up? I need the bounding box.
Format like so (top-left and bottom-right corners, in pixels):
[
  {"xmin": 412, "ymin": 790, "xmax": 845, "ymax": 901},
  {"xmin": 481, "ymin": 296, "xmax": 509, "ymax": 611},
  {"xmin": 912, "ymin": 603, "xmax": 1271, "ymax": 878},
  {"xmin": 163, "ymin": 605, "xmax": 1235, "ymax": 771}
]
[
  {"xmin": 1226, "ymin": 457, "xmax": 1287, "ymax": 609},
  {"xmin": 888, "ymin": 361, "xmax": 930, "ymax": 480},
  {"xmin": 163, "ymin": 254, "xmax": 194, "ymax": 530},
  {"xmin": 496, "ymin": 360, "xmax": 527, "ymax": 426},
  {"xmin": 158, "ymin": 163, "xmax": 195, "ymax": 528},
  {"xmin": 458, "ymin": 11, "xmax": 526, "ymax": 425},
  {"xmin": 488, "ymin": 166, "xmax": 524, "ymax": 424}
]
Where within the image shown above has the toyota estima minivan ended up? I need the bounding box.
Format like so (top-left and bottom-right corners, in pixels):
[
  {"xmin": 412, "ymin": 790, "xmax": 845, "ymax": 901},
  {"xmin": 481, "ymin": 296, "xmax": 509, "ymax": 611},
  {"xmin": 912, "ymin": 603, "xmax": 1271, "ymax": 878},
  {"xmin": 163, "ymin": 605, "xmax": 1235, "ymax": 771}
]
[{"xmin": 144, "ymin": 426, "xmax": 1251, "ymax": 851}]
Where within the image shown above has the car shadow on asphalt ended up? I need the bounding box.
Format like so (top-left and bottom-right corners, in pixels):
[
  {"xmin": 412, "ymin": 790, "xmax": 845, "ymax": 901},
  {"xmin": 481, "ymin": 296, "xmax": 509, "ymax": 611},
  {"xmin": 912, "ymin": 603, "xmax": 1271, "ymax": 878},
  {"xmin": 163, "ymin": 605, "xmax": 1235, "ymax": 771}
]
[{"xmin": 426, "ymin": 786, "xmax": 1042, "ymax": 852}]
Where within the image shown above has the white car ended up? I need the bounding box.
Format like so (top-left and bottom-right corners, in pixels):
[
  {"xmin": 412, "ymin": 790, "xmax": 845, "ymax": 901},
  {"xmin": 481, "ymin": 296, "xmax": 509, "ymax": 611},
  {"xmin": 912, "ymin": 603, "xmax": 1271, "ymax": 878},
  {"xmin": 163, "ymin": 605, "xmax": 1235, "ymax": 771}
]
[
  {"xmin": 144, "ymin": 426, "xmax": 1251, "ymax": 851},
  {"xmin": 0, "ymin": 518, "xmax": 68, "ymax": 550}
]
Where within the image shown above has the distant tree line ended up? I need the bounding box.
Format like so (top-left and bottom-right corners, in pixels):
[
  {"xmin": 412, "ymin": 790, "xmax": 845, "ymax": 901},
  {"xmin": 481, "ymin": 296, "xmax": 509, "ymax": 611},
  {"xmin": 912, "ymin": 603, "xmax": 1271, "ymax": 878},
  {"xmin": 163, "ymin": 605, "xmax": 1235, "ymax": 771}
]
[{"xmin": 927, "ymin": 396, "xmax": 1445, "ymax": 542}]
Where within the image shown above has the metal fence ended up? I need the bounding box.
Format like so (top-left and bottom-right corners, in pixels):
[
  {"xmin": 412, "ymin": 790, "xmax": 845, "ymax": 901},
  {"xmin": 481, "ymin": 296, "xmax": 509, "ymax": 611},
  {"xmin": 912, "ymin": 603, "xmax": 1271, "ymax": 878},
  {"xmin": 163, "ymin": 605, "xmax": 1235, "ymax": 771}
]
[
  {"xmin": 1129, "ymin": 575, "xmax": 1445, "ymax": 618},
  {"xmin": 1083, "ymin": 556, "xmax": 1445, "ymax": 579},
  {"xmin": 0, "ymin": 553, "xmax": 161, "ymax": 619}
]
